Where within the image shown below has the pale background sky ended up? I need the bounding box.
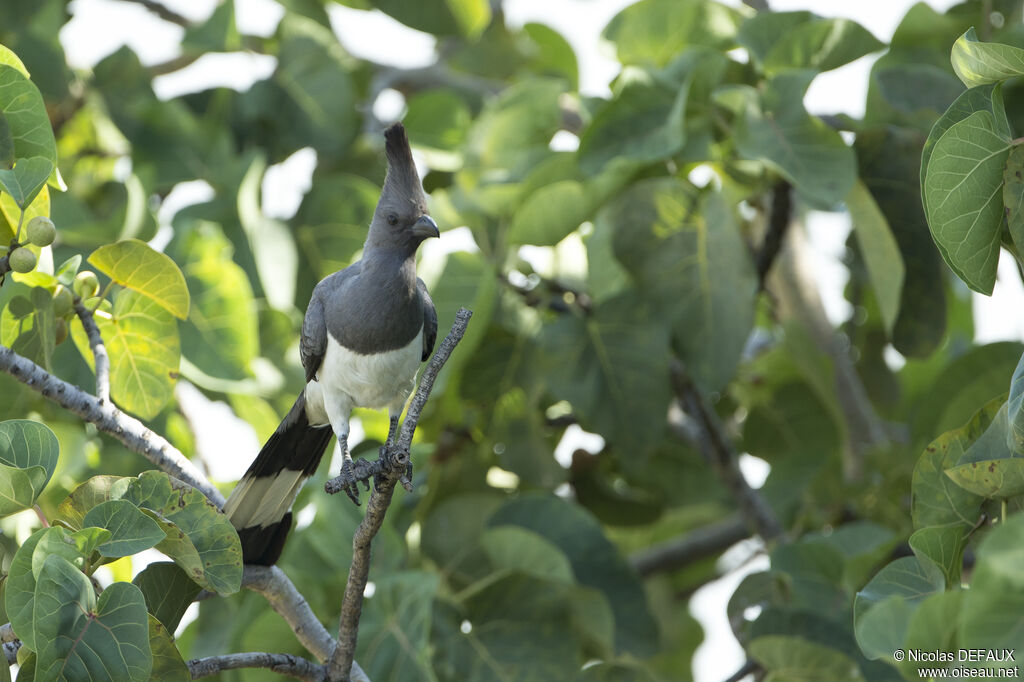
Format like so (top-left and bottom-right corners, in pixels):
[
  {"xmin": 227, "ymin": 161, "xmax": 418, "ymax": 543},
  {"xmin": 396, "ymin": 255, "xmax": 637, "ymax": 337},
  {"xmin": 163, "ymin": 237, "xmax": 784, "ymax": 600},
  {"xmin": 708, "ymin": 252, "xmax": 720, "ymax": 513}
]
[{"xmin": 54, "ymin": 0, "xmax": 1008, "ymax": 680}]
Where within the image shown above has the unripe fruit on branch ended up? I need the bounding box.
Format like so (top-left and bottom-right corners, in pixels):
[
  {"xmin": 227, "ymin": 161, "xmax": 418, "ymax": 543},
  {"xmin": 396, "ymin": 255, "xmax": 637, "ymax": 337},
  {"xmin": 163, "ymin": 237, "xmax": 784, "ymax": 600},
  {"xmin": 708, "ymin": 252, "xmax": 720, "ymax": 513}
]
[
  {"xmin": 8, "ymin": 247, "xmax": 36, "ymax": 273},
  {"xmin": 73, "ymin": 270, "xmax": 100, "ymax": 299},
  {"xmin": 54, "ymin": 317, "xmax": 67, "ymax": 345},
  {"xmin": 53, "ymin": 285, "xmax": 73, "ymax": 318},
  {"xmin": 26, "ymin": 216, "xmax": 55, "ymax": 247}
]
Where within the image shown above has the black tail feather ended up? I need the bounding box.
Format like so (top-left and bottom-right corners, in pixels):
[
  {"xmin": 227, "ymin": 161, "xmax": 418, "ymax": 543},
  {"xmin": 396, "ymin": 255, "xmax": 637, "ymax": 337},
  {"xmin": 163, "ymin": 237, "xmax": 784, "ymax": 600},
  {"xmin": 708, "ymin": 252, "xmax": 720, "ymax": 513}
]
[{"xmin": 226, "ymin": 392, "xmax": 333, "ymax": 566}]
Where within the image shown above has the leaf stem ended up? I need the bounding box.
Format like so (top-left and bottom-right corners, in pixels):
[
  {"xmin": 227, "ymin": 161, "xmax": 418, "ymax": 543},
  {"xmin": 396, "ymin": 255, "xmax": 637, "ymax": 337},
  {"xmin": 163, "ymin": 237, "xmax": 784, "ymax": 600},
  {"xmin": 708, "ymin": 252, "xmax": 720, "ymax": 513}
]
[
  {"xmin": 90, "ymin": 279, "xmax": 116, "ymax": 314},
  {"xmin": 13, "ymin": 209, "xmax": 24, "ymax": 244}
]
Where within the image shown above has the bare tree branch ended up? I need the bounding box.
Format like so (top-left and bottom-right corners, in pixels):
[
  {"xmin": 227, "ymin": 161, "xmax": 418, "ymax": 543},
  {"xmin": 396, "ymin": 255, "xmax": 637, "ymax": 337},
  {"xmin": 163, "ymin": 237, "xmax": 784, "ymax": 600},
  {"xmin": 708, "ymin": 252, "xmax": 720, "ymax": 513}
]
[
  {"xmin": 114, "ymin": 0, "xmax": 190, "ymax": 26},
  {"xmin": 756, "ymin": 181, "xmax": 792, "ymax": 290},
  {"xmin": 632, "ymin": 515, "xmax": 750, "ymax": 577},
  {"xmin": 187, "ymin": 652, "xmax": 323, "ymax": 680},
  {"xmin": 0, "ymin": 344, "xmax": 224, "ymax": 506},
  {"xmin": 325, "ymin": 308, "xmax": 473, "ymax": 681},
  {"xmin": 73, "ymin": 297, "xmax": 111, "ymax": 403},
  {"xmin": 670, "ymin": 361, "xmax": 783, "ymax": 542}
]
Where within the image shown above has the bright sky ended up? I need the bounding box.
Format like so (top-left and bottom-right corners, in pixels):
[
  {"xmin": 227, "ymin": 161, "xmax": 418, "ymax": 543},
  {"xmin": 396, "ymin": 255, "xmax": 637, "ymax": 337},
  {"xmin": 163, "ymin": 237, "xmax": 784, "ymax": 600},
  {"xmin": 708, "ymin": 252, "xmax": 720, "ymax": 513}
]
[{"xmin": 56, "ymin": 1, "xmax": 1019, "ymax": 680}]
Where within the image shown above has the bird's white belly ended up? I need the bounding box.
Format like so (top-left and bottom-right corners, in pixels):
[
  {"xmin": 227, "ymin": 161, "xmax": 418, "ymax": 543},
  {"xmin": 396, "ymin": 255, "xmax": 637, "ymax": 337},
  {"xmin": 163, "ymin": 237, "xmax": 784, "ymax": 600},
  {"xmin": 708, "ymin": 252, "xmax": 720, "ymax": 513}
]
[{"xmin": 304, "ymin": 330, "xmax": 423, "ymax": 426}]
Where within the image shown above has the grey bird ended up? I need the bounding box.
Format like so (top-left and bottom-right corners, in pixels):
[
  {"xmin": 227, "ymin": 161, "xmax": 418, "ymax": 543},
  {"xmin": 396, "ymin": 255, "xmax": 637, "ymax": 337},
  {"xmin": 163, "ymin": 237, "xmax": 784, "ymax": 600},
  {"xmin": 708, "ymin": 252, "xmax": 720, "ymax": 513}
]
[{"xmin": 224, "ymin": 123, "xmax": 439, "ymax": 565}]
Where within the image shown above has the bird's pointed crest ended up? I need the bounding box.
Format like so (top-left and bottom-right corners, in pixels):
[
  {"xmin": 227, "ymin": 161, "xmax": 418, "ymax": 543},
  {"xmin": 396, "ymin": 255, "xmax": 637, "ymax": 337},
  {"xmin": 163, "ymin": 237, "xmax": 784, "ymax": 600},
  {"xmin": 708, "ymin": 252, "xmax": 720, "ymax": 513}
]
[{"xmin": 382, "ymin": 123, "xmax": 423, "ymax": 201}]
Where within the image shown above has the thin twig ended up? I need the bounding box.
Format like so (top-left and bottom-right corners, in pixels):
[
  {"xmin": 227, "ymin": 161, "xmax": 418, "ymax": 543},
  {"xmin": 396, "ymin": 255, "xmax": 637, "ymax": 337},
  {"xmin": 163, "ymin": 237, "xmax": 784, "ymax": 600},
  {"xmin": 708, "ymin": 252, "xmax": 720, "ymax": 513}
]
[
  {"xmin": 73, "ymin": 297, "xmax": 111, "ymax": 403},
  {"xmin": 0, "ymin": 344, "xmax": 224, "ymax": 507},
  {"xmin": 187, "ymin": 652, "xmax": 322, "ymax": 680},
  {"xmin": 324, "ymin": 308, "xmax": 473, "ymax": 681},
  {"xmin": 115, "ymin": 0, "xmax": 190, "ymax": 26},
  {"xmin": 631, "ymin": 515, "xmax": 750, "ymax": 577},
  {"xmin": 670, "ymin": 361, "xmax": 783, "ymax": 541}
]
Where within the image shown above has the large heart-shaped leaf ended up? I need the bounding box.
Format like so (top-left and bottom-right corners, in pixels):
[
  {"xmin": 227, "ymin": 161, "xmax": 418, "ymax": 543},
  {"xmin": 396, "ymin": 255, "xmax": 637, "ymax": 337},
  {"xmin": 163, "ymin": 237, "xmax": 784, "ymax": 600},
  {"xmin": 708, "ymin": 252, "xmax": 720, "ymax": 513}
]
[
  {"xmin": 133, "ymin": 562, "xmax": 203, "ymax": 632},
  {"xmin": 0, "ymin": 419, "xmax": 59, "ymax": 516},
  {"xmin": 952, "ymin": 28, "xmax": 1024, "ymax": 87},
  {"xmin": 70, "ymin": 289, "xmax": 181, "ymax": 419},
  {"xmin": 123, "ymin": 471, "xmax": 242, "ymax": 594},
  {"xmin": 923, "ymin": 110, "xmax": 1011, "ymax": 294},
  {"xmin": 34, "ymin": 555, "xmax": 152, "ymax": 681},
  {"xmin": 88, "ymin": 239, "xmax": 190, "ymax": 319}
]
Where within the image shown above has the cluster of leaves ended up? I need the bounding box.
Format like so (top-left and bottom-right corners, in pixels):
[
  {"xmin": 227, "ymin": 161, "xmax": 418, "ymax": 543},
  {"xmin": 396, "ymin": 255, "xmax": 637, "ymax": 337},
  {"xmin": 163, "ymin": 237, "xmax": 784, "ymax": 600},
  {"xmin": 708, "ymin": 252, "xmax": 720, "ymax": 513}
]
[
  {"xmin": 3, "ymin": 0, "xmax": 1024, "ymax": 680},
  {"xmin": 0, "ymin": 418, "xmax": 240, "ymax": 681},
  {"xmin": 851, "ymin": 25, "xmax": 1024, "ymax": 677}
]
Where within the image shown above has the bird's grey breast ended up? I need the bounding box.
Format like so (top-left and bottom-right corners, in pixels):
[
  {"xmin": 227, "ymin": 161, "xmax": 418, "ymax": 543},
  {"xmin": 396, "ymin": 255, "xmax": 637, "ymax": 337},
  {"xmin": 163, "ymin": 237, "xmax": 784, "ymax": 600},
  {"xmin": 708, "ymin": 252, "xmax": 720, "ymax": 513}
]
[{"xmin": 321, "ymin": 262, "xmax": 425, "ymax": 355}]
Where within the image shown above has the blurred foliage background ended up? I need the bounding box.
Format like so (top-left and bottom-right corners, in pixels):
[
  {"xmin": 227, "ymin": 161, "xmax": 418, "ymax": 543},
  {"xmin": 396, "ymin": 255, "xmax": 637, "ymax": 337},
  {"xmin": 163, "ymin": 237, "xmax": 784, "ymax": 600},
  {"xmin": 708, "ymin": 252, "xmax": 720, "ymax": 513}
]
[{"xmin": 4, "ymin": 0, "xmax": 1024, "ymax": 680}]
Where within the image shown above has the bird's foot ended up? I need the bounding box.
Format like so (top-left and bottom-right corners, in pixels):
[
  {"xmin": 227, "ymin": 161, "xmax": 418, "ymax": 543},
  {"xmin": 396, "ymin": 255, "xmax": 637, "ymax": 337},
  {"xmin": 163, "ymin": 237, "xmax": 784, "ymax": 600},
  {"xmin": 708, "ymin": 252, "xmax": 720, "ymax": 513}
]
[{"xmin": 340, "ymin": 456, "xmax": 360, "ymax": 506}]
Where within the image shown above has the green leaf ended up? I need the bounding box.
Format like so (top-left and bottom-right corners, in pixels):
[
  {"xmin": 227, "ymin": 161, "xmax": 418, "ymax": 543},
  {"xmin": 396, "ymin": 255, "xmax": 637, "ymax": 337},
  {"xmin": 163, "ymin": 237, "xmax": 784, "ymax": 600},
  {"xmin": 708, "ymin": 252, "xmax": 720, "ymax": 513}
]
[
  {"xmin": 952, "ymin": 27, "xmax": 1024, "ymax": 88},
  {"xmin": 481, "ymin": 526, "xmax": 574, "ymax": 585},
  {"xmin": 901, "ymin": 591, "xmax": 961, "ymax": 677},
  {"xmin": 0, "ymin": 156, "xmax": 52, "ymax": 209},
  {"xmin": 57, "ymin": 475, "xmax": 133, "ymax": 530},
  {"xmin": 749, "ymin": 635, "xmax": 865, "ymax": 682},
  {"xmin": 0, "ymin": 419, "xmax": 59, "ymax": 513},
  {"xmin": 356, "ymin": 571, "xmax": 440, "ymax": 680},
  {"xmin": 507, "ymin": 180, "xmax": 586, "ymax": 246},
  {"xmin": 921, "ymin": 84, "xmax": 1011, "ymax": 216},
  {"xmin": 32, "ymin": 526, "xmax": 112, "ymax": 578},
  {"xmin": 853, "ymin": 557, "xmax": 944, "ymax": 661},
  {"xmin": 88, "ymin": 239, "xmax": 190, "ymax": 319},
  {"xmin": 908, "ymin": 526, "xmax": 966, "ymax": 587},
  {"xmin": 6, "ymin": 527, "xmax": 47, "ymax": 650},
  {"xmin": 148, "ymin": 615, "xmax": 189, "ymax": 682},
  {"xmin": 179, "ymin": 224, "xmax": 258, "ymax": 381},
  {"xmin": 602, "ymin": 0, "xmax": 741, "ymax": 66},
  {"xmin": 1, "ymin": 288, "xmax": 56, "ymax": 370},
  {"xmin": 541, "ymin": 290, "xmax": 670, "ymax": 454},
  {"xmin": 489, "ymin": 494, "xmax": 659, "ymax": 658},
  {"xmin": 577, "ymin": 69, "xmax": 688, "ymax": 175},
  {"xmin": 34, "ymin": 556, "xmax": 152, "ymax": 681},
  {"xmin": 1003, "ymin": 145, "xmax": 1024, "ymax": 255},
  {"xmin": 83, "ymin": 499, "xmax": 167, "ymax": 558},
  {"xmin": 602, "ymin": 181, "xmax": 757, "ymax": 393},
  {"xmin": 0, "ymin": 65, "xmax": 57, "ymax": 166},
  {"xmin": 123, "ymin": 471, "xmax": 242, "ymax": 594},
  {"xmin": 71, "ymin": 289, "xmax": 181, "ymax": 419},
  {"xmin": 959, "ymin": 513, "xmax": 1024, "ymax": 651},
  {"xmin": 741, "ymin": 12, "xmax": 883, "ymax": 74},
  {"xmin": 0, "ymin": 111, "xmax": 13, "ymax": 169},
  {"xmin": 735, "ymin": 71, "xmax": 857, "ymax": 208},
  {"xmin": 133, "ymin": 562, "xmax": 202, "ymax": 633},
  {"xmin": 402, "ymin": 90, "xmax": 471, "ymax": 160},
  {"xmin": 0, "ymin": 45, "xmax": 30, "ymax": 77},
  {"xmin": 523, "ymin": 23, "xmax": 578, "ymax": 91},
  {"xmin": 923, "ymin": 110, "xmax": 1010, "ymax": 294},
  {"xmin": 846, "ymin": 180, "xmax": 904, "ymax": 335},
  {"xmin": 371, "ymin": 0, "xmax": 490, "ymax": 38}
]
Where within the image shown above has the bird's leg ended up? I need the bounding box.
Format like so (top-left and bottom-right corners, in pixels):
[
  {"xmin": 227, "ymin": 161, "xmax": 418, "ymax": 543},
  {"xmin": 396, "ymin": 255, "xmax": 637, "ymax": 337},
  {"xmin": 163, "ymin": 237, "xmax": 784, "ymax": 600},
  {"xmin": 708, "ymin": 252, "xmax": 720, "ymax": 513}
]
[{"xmin": 335, "ymin": 429, "xmax": 361, "ymax": 506}]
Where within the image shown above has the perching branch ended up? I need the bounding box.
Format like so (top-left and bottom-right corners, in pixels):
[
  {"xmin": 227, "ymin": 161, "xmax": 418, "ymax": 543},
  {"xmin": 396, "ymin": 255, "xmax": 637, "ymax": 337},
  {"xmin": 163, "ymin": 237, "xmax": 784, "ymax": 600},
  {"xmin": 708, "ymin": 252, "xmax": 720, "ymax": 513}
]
[
  {"xmin": 187, "ymin": 652, "xmax": 323, "ymax": 681},
  {"xmin": 670, "ymin": 360, "xmax": 783, "ymax": 542},
  {"xmin": 0, "ymin": 344, "xmax": 224, "ymax": 507},
  {"xmin": 631, "ymin": 515, "xmax": 750, "ymax": 577},
  {"xmin": 324, "ymin": 307, "xmax": 473, "ymax": 682},
  {"xmin": 73, "ymin": 297, "xmax": 111, "ymax": 403}
]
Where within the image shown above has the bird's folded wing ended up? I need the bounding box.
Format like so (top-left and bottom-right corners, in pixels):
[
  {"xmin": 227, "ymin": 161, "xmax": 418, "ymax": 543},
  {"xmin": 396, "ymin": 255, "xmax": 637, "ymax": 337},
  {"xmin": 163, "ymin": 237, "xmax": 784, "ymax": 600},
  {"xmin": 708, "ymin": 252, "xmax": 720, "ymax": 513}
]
[{"xmin": 418, "ymin": 278, "xmax": 437, "ymax": 361}]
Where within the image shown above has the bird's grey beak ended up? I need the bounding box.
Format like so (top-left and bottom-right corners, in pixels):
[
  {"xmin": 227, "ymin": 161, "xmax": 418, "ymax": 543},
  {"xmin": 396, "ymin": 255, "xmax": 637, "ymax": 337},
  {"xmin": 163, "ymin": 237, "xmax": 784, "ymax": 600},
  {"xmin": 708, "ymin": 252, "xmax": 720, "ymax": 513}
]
[{"xmin": 412, "ymin": 215, "xmax": 440, "ymax": 239}]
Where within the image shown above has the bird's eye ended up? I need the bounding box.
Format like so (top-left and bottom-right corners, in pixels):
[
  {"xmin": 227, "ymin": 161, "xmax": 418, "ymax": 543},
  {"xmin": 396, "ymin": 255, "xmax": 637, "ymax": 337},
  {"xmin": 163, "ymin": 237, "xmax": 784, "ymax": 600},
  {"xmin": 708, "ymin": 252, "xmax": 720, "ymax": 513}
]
[{"xmin": 387, "ymin": 213, "xmax": 398, "ymax": 226}]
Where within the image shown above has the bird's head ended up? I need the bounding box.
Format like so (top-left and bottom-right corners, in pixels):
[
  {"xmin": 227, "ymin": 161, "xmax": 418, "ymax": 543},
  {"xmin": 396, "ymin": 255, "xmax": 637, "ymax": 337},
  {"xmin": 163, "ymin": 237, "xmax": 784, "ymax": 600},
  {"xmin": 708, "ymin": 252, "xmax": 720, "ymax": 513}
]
[{"xmin": 367, "ymin": 123, "xmax": 440, "ymax": 255}]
